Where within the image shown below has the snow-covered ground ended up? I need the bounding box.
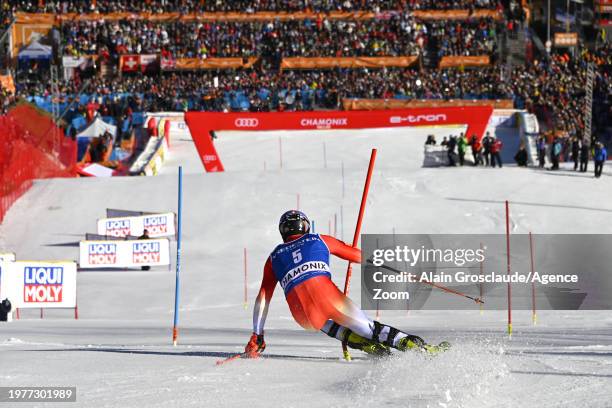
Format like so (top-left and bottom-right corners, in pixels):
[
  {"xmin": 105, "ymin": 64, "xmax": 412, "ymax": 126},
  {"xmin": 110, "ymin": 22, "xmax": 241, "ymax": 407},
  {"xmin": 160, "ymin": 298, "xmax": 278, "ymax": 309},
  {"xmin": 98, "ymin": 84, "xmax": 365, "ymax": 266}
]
[{"xmin": 1, "ymin": 125, "xmax": 611, "ymax": 407}]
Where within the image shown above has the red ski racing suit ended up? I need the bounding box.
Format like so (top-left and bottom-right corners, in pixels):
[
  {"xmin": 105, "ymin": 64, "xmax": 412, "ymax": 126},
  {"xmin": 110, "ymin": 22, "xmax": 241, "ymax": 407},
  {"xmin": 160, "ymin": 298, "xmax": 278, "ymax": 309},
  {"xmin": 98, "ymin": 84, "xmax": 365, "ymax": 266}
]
[{"xmin": 252, "ymin": 233, "xmax": 384, "ymax": 341}]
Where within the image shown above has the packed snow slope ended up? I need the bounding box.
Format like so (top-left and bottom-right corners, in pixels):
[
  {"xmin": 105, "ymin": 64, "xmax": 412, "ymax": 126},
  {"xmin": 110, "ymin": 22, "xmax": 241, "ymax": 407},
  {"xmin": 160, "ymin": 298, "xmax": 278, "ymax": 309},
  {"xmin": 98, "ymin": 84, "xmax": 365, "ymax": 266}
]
[{"xmin": 1, "ymin": 125, "xmax": 611, "ymax": 408}]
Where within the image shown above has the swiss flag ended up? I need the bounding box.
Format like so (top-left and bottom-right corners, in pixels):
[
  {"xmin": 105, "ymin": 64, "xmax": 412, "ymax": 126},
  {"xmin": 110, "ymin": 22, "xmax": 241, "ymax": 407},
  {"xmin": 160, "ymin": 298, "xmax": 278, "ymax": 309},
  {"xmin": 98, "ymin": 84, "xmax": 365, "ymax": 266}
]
[{"xmin": 120, "ymin": 55, "xmax": 140, "ymax": 72}]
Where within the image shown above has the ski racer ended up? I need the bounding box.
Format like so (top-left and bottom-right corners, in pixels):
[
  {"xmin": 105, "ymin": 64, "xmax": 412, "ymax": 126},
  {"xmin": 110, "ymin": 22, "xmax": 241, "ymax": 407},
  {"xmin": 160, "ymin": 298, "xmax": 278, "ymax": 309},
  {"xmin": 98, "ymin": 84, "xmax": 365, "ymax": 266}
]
[{"xmin": 245, "ymin": 210, "xmax": 448, "ymax": 357}]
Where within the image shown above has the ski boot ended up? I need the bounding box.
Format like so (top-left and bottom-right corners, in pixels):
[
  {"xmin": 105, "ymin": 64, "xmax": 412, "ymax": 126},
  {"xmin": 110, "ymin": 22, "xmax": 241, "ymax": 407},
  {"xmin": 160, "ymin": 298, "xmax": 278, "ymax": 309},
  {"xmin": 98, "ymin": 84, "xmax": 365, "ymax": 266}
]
[
  {"xmin": 397, "ymin": 334, "xmax": 426, "ymax": 351},
  {"xmin": 345, "ymin": 331, "xmax": 391, "ymax": 357}
]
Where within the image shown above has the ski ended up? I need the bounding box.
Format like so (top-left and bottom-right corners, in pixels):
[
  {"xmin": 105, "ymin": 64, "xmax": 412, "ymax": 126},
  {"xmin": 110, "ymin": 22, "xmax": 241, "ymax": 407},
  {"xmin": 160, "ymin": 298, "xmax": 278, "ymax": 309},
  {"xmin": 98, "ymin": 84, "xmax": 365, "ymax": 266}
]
[
  {"xmin": 215, "ymin": 351, "xmax": 260, "ymax": 366},
  {"xmin": 423, "ymin": 341, "xmax": 451, "ymax": 355}
]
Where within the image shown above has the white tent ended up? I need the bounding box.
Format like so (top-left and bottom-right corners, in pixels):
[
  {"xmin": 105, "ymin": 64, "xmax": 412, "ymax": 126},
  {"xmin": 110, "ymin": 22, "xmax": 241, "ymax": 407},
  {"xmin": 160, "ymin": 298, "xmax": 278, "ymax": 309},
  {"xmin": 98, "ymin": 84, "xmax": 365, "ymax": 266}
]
[
  {"xmin": 76, "ymin": 116, "xmax": 117, "ymax": 139},
  {"xmin": 18, "ymin": 41, "xmax": 52, "ymax": 60}
]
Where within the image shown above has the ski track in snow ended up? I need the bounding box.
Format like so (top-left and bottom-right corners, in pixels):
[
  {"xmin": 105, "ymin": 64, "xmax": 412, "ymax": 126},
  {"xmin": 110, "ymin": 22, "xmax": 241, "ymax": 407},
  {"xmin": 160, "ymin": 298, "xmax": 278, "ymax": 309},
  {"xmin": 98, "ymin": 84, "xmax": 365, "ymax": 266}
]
[{"xmin": 1, "ymin": 126, "xmax": 612, "ymax": 407}]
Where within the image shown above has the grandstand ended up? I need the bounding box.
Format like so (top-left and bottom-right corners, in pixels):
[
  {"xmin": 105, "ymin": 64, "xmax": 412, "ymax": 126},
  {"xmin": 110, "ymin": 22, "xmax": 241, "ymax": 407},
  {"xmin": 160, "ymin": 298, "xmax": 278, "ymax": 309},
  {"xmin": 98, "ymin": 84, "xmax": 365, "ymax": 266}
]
[{"xmin": 0, "ymin": 0, "xmax": 610, "ymax": 216}]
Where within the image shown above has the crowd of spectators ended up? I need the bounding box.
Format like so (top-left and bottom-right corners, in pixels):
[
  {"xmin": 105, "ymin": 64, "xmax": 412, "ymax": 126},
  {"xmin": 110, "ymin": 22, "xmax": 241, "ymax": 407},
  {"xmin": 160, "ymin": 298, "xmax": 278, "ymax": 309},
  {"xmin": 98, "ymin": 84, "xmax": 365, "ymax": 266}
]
[
  {"xmin": 0, "ymin": 4, "xmax": 12, "ymax": 28},
  {"xmin": 11, "ymin": 44, "xmax": 612, "ymax": 129},
  {"xmin": 16, "ymin": 66, "xmax": 517, "ymax": 113},
  {"xmin": 0, "ymin": 88, "xmax": 16, "ymax": 115},
  {"xmin": 508, "ymin": 47, "xmax": 611, "ymax": 138},
  {"xmin": 11, "ymin": 47, "xmax": 610, "ymax": 140},
  {"xmin": 429, "ymin": 18, "xmax": 498, "ymax": 57},
  {"xmin": 4, "ymin": 0, "xmax": 500, "ymax": 14},
  {"xmin": 59, "ymin": 16, "xmax": 500, "ymax": 59}
]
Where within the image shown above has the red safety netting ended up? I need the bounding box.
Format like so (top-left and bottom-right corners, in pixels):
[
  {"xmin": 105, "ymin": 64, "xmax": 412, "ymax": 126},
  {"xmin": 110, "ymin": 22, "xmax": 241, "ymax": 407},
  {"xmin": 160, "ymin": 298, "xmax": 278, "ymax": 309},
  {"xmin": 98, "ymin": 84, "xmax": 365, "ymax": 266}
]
[{"xmin": 0, "ymin": 104, "xmax": 76, "ymax": 223}]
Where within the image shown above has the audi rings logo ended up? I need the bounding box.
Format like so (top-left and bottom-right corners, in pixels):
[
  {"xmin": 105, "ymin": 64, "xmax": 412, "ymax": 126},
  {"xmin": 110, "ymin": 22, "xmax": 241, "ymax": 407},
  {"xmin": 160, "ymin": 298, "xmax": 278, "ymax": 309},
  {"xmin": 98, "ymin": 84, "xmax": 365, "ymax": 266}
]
[{"xmin": 235, "ymin": 118, "xmax": 259, "ymax": 128}]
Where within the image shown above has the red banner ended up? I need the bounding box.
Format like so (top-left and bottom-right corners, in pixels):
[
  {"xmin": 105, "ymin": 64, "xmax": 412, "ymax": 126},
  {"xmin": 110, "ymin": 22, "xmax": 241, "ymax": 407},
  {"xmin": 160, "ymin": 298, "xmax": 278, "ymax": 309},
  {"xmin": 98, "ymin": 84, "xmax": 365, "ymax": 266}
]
[
  {"xmin": 185, "ymin": 106, "xmax": 493, "ymax": 172},
  {"xmin": 597, "ymin": 19, "xmax": 612, "ymax": 27}
]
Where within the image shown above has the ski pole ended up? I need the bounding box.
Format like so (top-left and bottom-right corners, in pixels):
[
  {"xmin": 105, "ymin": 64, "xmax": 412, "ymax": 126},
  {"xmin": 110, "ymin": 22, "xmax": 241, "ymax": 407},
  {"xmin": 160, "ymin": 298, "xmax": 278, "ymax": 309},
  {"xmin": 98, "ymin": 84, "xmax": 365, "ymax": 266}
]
[
  {"xmin": 341, "ymin": 149, "xmax": 377, "ymax": 361},
  {"xmin": 366, "ymin": 260, "xmax": 484, "ymax": 305}
]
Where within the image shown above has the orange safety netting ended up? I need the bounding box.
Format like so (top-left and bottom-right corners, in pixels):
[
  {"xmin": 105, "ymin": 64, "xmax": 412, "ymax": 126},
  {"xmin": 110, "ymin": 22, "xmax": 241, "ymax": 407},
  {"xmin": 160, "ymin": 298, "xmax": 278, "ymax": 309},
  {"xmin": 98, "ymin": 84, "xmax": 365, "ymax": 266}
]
[{"xmin": 0, "ymin": 104, "xmax": 76, "ymax": 223}]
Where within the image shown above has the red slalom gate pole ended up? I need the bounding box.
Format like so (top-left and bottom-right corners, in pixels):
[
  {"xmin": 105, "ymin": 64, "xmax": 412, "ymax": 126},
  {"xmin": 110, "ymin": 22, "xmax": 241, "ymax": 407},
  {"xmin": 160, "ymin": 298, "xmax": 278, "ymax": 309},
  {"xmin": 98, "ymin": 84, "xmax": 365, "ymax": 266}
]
[
  {"xmin": 343, "ymin": 149, "xmax": 377, "ymax": 294},
  {"xmin": 505, "ymin": 200, "xmax": 512, "ymax": 337},
  {"xmin": 529, "ymin": 232, "xmax": 537, "ymax": 325},
  {"xmin": 341, "ymin": 148, "xmax": 377, "ymax": 361}
]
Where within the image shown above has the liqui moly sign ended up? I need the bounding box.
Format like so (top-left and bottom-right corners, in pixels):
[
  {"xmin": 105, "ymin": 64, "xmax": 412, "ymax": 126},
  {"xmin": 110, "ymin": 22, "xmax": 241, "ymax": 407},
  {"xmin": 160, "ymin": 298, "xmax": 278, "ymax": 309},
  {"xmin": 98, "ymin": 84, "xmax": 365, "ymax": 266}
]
[
  {"xmin": 24, "ymin": 266, "xmax": 64, "ymax": 303},
  {"xmin": 87, "ymin": 243, "xmax": 117, "ymax": 265},
  {"xmin": 97, "ymin": 212, "xmax": 176, "ymax": 238},
  {"xmin": 132, "ymin": 241, "xmax": 161, "ymax": 264},
  {"xmin": 79, "ymin": 239, "xmax": 170, "ymax": 269},
  {"xmin": 142, "ymin": 215, "xmax": 170, "ymax": 235},
  {"xmin": 0, "ymin": 261, "xmax": 77, "ymax": 308},
  {"xmin": 104, "ymin": 219, "xmax": 131, "ymax": 237}
]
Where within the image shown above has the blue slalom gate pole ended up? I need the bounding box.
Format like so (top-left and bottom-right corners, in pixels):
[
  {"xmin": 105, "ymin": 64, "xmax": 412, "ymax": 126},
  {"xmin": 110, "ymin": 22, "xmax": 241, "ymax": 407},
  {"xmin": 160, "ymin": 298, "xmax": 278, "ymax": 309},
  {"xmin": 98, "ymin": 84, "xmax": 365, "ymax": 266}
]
[{"xmin": 172, "ymin": 166, "xmax": 183, "ymax": 346}]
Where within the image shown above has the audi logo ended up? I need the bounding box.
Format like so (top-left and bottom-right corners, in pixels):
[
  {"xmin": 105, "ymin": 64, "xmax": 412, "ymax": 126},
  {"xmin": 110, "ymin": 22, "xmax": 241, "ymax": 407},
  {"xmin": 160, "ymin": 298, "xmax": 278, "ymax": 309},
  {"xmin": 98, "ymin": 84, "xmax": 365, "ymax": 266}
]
[{"xmin": 234, "ymin": 118, "xmax": 259, "ymax": 127}]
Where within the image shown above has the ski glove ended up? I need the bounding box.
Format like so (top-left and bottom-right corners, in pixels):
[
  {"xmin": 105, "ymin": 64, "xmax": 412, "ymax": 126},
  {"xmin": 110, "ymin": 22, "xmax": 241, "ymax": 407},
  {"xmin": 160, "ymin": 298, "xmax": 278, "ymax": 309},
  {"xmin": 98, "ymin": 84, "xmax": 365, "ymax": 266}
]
[{"xmin": 245, "ymin": 332, "xmax": 266, "ymax": 354}]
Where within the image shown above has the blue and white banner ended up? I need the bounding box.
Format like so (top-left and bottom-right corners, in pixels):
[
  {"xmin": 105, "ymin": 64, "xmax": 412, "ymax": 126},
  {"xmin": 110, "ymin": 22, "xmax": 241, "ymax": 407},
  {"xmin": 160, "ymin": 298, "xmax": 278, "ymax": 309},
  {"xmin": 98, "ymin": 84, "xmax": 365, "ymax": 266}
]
[
  {"xmin": 79, "ymin": 239, "xmax": 170, "ymax": 269},
  {"xmin": 0, "ymin": 261, "xmax": 77, "ymax": 308},
  {"xmin": 97, "ymin": 212, "xmax": 176, "ymax": 238}
]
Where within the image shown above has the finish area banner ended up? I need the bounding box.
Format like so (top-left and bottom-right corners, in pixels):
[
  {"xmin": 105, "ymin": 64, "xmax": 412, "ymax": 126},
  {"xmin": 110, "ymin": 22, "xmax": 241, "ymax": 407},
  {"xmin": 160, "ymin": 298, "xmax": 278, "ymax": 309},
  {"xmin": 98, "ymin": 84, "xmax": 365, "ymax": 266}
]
[{"xmin": 185, "ymin": 106, "xmax": 493, "ymax": 172}]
